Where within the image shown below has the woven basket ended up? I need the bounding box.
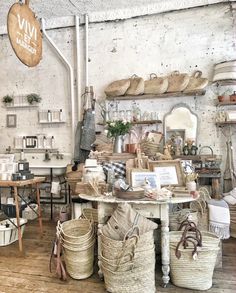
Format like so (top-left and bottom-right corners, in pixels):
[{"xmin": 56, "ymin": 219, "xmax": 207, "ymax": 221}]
[
  {"xmin": 170, "ymin": 230, "xmax": 220, "ymax": 290},
  {"xmin": 144, "ymin": 73, "xmax": 168, "ymax": 95},
  {"xmin": 169, "ymin": 209, "xmax": 198, "ymax": 231},
  {"xmin": 104, "ymin": 79, "xmax": 130, "ymax": 97},
  {"xmin": 190, "ymin": 199, "xmax": 209, "ymax": 231},
  {"xmin": 58, "ymin": 219, "xmax": 93, "ymax": 243},
  {"xmin": 166, "ymin": 71, "xmax": 190, "ymax": 93},
  {"xmin": 95, "ymin": 143, "xmax": 113, "ymax": 153},
  {"xmin": 63, "ymin": 239, "xmax": 95, "ymax": 279},
  {"xmin": 126, "ymin": 75, "xmax": 145, "ymax": 96},
  {"xmin": 101, "ymin": 240, "xmax": 154, "ymax": 260},
  {"xmin": 102, "ymin": 264, "xmax": 155, "ymax": 293},
  {"xmin": 184, "ymin": 71, "xmax": 208, "ymax": 92},
  {"xmin": 140, "ymin": 140, "xmax": 160, "ymax": 157},
  {"xmin": 82, "ymin": 208, "xmax": 98, "ymax": 223},
  {"xmin": 57, "ymin": 219, "xmax": 95, "ymax": 280}
]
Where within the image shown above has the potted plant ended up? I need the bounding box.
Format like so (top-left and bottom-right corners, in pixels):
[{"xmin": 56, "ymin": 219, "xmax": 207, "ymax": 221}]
[
  {"xmin": 2, "ymin": 95, "xmax": 13, "ymax": 106},
  {"xmin": 106, "ymin": 120, "xmax": 132, "ymax": 153},
  {"xmin": 26, "ymin": 93, "xmax": 42, "ymax": 105}
]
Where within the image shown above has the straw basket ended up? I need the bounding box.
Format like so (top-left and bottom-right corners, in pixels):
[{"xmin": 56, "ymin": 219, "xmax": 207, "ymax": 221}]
[
  {"xmin": 100, "ymin": 231, "xmax": 156, "ymax": 293},
  {"xmin": 169, "ymin": 209, "xmax": 198, "ymax": 231},
  {"xmin": 140, "ymin": 141, "xmax": 160, "ymax": 158},
  {"xmin": 62, "ymin": 239, "xmax": 95, "ymax": 279},
  {"xmin": 101, "ymin": 263, "xmax": 155, "ymax": 293},
  {"xmin": 57, "ymin": 219, "xmax": 95, "ymax": 279},
  {"xmin": 170, "ymin": 226, "xmax": 220, "ymax": 290}
]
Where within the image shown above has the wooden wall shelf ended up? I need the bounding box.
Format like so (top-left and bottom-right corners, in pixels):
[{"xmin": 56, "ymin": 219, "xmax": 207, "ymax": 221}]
[
  {"xmin": 217, "ymin": 101, "xmax": 236, "ymax": 106},
  {"xmin": 106, "ymin": 90, "xmax": 206, "ymax": 101},
  {"xmin": 216, "ymin": 121, "xmax": 236, "ymax": 126},
  {"xmin": 97, "ymin": 120, "xmax": 162, "ymax": 126}
]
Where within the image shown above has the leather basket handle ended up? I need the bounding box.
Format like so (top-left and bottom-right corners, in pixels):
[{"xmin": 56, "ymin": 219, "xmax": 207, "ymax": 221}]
[
  {"xmin": 175, "ymin": 238, "xmax": 198, "ymax": 259},
  {"xmin": 193, "ymin": 70, "xmax": 202, "ymax": 78}
]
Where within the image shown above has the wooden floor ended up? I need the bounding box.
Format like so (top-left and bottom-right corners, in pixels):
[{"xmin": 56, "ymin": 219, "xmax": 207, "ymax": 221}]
[{"xmin": 0, "ymin": 220, "xmax": 235, "ymax": 293}]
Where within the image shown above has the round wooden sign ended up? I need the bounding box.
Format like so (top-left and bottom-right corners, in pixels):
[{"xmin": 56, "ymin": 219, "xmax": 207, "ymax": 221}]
[{"xmin": 7, "ymin": 1, "xmax": 42, "ymax": 67}]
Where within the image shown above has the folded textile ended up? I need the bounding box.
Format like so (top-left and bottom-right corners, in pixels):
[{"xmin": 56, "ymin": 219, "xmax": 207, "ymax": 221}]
[{"xmin": 208, "ymin": 199, "xmax": 230, "ymax": 239}]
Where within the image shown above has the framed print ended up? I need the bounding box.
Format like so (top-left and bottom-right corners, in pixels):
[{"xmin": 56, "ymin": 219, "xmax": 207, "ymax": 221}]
[
  {"xmin": 6, "ymin": 114, "xmax": 17, "ymax": 128},
  {"xmin": 149, "ymin": 159, "xmax": 184, "ymax": 186},
  {"xmin": 131, "ymin": 171, "xmax": 160, "ymax": 189}
]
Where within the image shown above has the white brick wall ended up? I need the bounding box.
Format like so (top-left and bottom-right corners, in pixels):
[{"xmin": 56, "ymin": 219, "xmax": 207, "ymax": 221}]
[{"xmin": 0, "ymin": 3, "xmax": 235, "ymax": 172}]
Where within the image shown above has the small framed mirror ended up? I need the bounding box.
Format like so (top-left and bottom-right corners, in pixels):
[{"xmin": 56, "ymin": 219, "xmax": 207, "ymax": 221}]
[{"xmin": 163, "ymin": 103, "xmax": 198, "ymax": 147}]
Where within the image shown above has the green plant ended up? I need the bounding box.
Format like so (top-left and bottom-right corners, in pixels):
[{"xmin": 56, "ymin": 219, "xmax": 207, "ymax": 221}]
[
  {"xmin": 26, "ymin": 93, "xmax": 42, "ymax": 104},
  {"xmin": 2, "ymin": 95, "xmax": 13, "ymax": 104},
  {"xmin": 106, "ymin": 120, "xmax": 132, "ymax": 138}
]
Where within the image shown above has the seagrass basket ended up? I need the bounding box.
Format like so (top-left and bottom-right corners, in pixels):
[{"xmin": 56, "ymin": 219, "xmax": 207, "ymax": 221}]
[
  {"xmin": 170, "ymin": 230, "xmax": 220, "ymax": 290},
  {"xmin": 140, "ymin": 140, "xmax": 160, "ymax": 157}
]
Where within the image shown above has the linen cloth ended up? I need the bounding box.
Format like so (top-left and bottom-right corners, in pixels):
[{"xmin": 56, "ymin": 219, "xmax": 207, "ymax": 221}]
[{"xmin": 208, "ymin": 199, "xmax": 230, "ymax": 239}]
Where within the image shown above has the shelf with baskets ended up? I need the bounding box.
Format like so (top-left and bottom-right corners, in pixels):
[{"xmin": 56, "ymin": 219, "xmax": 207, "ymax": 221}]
[{"xmin": 105, "ymin": 90, "xmax": 206, "ymax": 101}]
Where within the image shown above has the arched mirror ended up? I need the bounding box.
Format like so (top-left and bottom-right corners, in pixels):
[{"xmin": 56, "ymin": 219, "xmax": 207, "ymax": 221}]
[{"xmin": 163, "ymin": 103, "xmax": 198, "ymax": 149}]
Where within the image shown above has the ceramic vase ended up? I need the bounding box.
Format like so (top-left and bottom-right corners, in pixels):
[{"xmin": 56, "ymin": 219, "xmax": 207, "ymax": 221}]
[
  {"xmin": 186, "ymin": 181, "xmax": 197, "ymax": 192},
  {"xmin": 113, "ymin": 135, "xmax": 124, "ymax": 153}
]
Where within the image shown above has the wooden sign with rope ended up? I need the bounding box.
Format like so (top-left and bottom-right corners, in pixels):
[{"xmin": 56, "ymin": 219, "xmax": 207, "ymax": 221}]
[{"xmin": 7, "ymin": 0, "xmax": 42, "ymax": 67}]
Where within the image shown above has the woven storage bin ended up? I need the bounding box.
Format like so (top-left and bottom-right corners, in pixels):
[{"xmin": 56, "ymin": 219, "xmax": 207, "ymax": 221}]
[
  {"xmin": 100, "ymin": 231, "xmax": 155, "ymax": 293},
  {"xmin": 58, "ymin": 219, "xmax": 95, "ymax": 280},
  {"xmin": 170, "ymin": 230, "xmax": 220, "ymax": 291},
  {"xmin": 82, "ymin": 208, "xmax": 98, "ymax": 223},
  {"xmin": 101, "ymin": 230, "xmax": 154, "ymax": 249},
  {"xmin": 102, "ymin": 264, "xmax": 155, "ymax": 293},
  {"xmin": 140, "ymin": 141, "xmax": 160, "ymax": 158},
  {"xmin": 100, "ymin": 247, "xmax": 155, "ymax": 271},
  {"xmin": 59, "ymin": 219, "xmax": 93, "ymax": 243},
  {"xmin": 101, "ymin": 238, "xmax": 154, "ymax": 260},
  {"xmin": 63, "ymin": 239, "xmax": 95, "ymax": 279}
]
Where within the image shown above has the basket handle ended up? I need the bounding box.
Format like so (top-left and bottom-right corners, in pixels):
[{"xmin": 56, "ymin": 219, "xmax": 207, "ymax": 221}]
[
  {"xmin": 149, "ymin": 73, "xmax": 157, "ymax": 80},
  {"xmin": 193, "ymin": 70, "xmax": 202, "ymax": 78},
  {"xmin": 180, "ymin": 221, "xmax": 202, "ymax": 247},
  {"xmin": 175, "ymin": 238, "xmax": 198, "ymax": 260}
]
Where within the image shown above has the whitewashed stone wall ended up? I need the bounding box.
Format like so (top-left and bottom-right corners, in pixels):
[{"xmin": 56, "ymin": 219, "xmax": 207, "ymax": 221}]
[{"xmin": 0, "ymin": 2, "xmax": 235, "ymax": 171}]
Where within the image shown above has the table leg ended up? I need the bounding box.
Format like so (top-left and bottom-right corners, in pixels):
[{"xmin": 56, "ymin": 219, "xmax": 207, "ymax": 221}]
[
  {"xmin": 36, "ymin": 183, "xmax": 43, "ymax": 234},
  {"xmin": 13, "ymin": 186, "xmax": 23, "ymax": 252},
  {"xmin": 161, "ymin": 203, "xmax": 170, "ymax": 287}
]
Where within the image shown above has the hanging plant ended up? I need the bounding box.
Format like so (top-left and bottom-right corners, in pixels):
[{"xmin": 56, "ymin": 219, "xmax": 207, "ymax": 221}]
[
  {"xmin": 26, "ymin": 93, "xmax": 42, "ymax": 104},
  {"xmin": 2, "ymin": 95, "xmax": 13, "ymax": 104}
]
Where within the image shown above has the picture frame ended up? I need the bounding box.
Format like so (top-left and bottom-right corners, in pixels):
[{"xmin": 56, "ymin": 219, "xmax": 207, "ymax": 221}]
[
  {"xmin": 149, "ymin": 159, "xmax": 185, "ymax": 186},
  {"xmin": 6, "ymin": 114, "xmax": 17, "ymax": 128},
  {"xmin": 166, "ymin": 129, "xmax": 186, "ymax": 145},
  {"xmin": 131, "ymin": 171, "xmax": 160, "ymax": 189}
]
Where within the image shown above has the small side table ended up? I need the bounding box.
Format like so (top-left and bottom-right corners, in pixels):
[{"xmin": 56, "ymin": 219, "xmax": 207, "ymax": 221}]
[{"xmin": 0, "ymin": 177, "xmax": 45, "ymax": 252}]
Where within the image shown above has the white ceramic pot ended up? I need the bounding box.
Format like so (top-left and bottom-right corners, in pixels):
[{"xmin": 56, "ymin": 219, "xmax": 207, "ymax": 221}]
[{"xmin": 186, "ymin": 181, "xmax": 197, "ymax": 192}]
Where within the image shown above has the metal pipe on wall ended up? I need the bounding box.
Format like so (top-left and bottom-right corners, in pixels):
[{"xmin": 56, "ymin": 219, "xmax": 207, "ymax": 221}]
[
  {"xmin": 75, "ymin": 15, "xmax": 82, "ymax": 122},
  {"xmin": 41, "ymin": 18, "xmax": 75, "ymax": 156},
  {"xmin": 85, "ymin": 14, "xmax": 89, "ymax": 88}
]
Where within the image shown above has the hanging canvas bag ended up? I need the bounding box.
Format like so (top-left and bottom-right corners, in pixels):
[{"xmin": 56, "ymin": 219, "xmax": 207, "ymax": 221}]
[
  {"xmin": 126, "ymin": 74, "xmax": 145, "ymax": 96},
  {"xmin": 144, "ymin": 73, "xmax": 168, "ymax": 95},
  {"xmin": 104, "ymin": 79, "xmax": 131, "ymax": 97},
  {"xmin": 166, "ymin": 71, "xmax": 190, "ymax": 93},
  {"xmin": 184, "ymin": 70, "xmax": 208, "ymax": 92}
]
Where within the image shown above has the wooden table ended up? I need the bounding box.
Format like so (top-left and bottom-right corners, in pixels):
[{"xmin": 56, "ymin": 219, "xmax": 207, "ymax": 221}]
[
  {"xmin": 79, "ymin": 194, "xmax": 196, "ymax": 287},
  {"xmin": 0, "ymin": 177, "xmax": 45, "ymax": 252}
]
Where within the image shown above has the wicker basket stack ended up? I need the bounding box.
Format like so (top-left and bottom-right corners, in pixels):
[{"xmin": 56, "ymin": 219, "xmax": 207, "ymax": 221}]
[
  {"xmin": 57, "ymin": 219, "xmax": 95, "ymax": 279},
  {"xmin": 100, "ymin": 231, "xmax": 156, "ymax": 293}
]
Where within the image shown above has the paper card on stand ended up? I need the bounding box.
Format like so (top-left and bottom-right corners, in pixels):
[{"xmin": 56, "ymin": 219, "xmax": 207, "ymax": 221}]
[{"xmin": 147, "ymin": 132, "xmax": 163, "ymax": 144}]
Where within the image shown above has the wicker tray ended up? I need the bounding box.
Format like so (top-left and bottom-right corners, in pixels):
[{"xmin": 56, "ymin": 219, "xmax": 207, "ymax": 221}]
[{"xmin": 114, "ymin": 188, "xmax": 145, "ymax": 200}]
